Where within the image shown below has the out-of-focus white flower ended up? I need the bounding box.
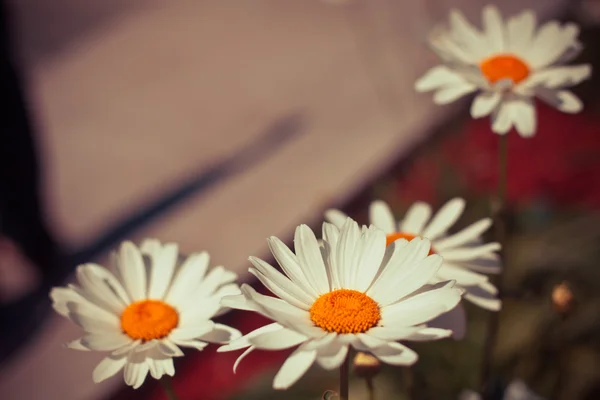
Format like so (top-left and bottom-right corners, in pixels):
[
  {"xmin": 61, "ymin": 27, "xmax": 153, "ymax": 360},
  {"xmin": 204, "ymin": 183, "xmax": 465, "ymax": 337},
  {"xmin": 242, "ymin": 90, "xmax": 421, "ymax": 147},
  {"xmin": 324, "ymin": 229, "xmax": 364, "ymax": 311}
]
[
  {"xmin": 219, "ymin": 219, "xmax": 462, "ymax": 389},
  {"xmin": 415, "ymin": 5, "xmax": 591, "ymax": 138},
  {"xmin": 51, "ymin": 239, "xmax": 241, "ymax": 388}
]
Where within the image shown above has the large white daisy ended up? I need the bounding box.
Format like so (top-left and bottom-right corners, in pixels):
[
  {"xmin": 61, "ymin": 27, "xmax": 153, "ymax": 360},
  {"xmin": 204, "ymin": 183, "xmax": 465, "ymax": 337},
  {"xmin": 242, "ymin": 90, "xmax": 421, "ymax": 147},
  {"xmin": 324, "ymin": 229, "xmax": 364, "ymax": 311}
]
[
  {"xmin": 415, "ymin": 5, "xmax": 592, "ymax": 137},
  {"xmin": 50, "ymin": 239, "xmax": 241, "ymax": 389},
  {"xmin": 218, "ymin": 218, "xmax": 462, "ymax": 389},
  {"xmin": 326, "ymin": 198, "xmax": 501, "ymax": 314}
]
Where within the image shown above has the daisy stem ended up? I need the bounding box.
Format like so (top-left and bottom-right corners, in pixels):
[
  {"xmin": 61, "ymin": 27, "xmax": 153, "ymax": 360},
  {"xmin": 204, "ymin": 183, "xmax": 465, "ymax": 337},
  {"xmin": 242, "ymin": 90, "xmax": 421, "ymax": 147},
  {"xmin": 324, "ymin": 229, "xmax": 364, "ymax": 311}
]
[
  {"xmin": 159, "ymin": 376, "xmax": 180, "ymax": 400},
  {"xmin": 340, "ymin": 354, "xmax": 350, "ymax": 400},
  {"xmin": 365, "ymin": 377, "xmax": 375, "ymax": 400},
  {"xmin": 479, "ymin": 134, "xmax": 508, "ymax": 397}
]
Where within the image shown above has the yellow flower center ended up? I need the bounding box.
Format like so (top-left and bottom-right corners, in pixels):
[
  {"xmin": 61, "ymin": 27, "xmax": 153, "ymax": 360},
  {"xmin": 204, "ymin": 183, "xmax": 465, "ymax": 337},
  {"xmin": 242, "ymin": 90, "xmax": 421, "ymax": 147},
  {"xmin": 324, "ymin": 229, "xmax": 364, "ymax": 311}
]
[
  {"xmin": 480, "ymin": 54, "xmax": 530, "ymax": 84},
  {"xmin": 309, "ymin": 289, "xmax": 380, "ymax": 334},
  {"xmin": 120, "ymin": 299, "xmax": 179, "ymax": 341},
  {"xmin": 386, "ymin": 232, "xmax": 435, "ymax": 255}
]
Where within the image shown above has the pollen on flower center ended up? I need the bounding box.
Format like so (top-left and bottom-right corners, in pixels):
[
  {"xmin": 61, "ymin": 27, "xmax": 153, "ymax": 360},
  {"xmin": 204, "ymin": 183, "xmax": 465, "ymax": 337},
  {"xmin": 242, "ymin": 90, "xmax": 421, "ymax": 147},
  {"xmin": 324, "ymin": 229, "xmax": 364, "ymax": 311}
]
[
  {"xmin": 309, "ymin": 289, "xmax": 380, "ymax": 334},
  {"xmin": 386, "ymin": 232, "xmax": 435, "ymax": 255},
  {"xmin": 121, "ymin": 299, "xmax": 179, "ymax": 341},
  {"xmin": 480, "ymin": 54, "xmax": 530, "ymax": 84}
]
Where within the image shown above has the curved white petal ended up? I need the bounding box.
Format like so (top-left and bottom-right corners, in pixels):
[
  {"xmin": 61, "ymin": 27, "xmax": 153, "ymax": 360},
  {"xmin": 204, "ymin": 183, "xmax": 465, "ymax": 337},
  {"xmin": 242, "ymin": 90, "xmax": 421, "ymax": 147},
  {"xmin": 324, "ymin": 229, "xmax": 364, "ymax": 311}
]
[
  {"xmin": 415, "ymin": 65, "xmax": 470, "ymax": 92},
  {"xmin": 512, "ymin": 99, "xmax": 537, "ymax": 138},
  {"xmin": 294, "ymin": 225, "xmax": 330, "ymax": 294},
  {"xmin": 381, "ymin": 285, "xmax": 462, "ymax": 326},
  {"xmin": 218, "ymin": 323, "xmax": 284, "ymax": 353},
  {"xmin": 433, "ymin": 218, "xmax": 492, "ymax": 251},
  {"xmin": 147, "ymin": 242, "xmax": 178, "ymax": 300},
  {"xmin": 165, "ymin": 252, "xmax": 210, "ymax": 306},
  {"xmin": 198, "ymin": 323, "xmax": 241, "ymax": 344},
  {"xmin": 272, "ymin": 346, "xmax": 318, "ymax": 389},
  {"xmin": 352, "ymin": 226, "xmax": 387, "ymax": 292},
  {"xmin": 399, "ymin": 201, "xmax": 432, "ymax": 234},
  {"xmin": 324, "ymin": 209, "xmax": 349, "ymax": 229},
  {"xmin": 449, "ymin": 9, "xmax": 487, "ymax": 59},
  {"xmin": 79, "ymin": 333, "xmax": 134, "ymax": 352},
  {"xmin": 433, "ymin": 83, "xmax": 478, "ymax": 105},
  {"xmin": 436, "ymin": 263, "xmax": 490, "ymax": 286},
  {"xmin": 75, "ymin": 264, "xmax": 129, "ymax": 314},
  {"xmin": 248, "ymin": 328, "xmax": 308, "ymax": 350},
  {"xmin": 93, "ymin": 355, "xmax": 128, "ymax": 383},
  {"xmin": 267, "ymin": 236, "xmax": 318, "ymax": 298},
  {"xmin": 470, "ymin": 92, "xmax": 501, "ymax": 118},
  {"xmin": 422, "ymin": 198, "xmax": 465, "ymax": 240},
  {"xmin": 528, "ymin": 22, "xmax": 579, "ymax": 69},
  {"xmin": 169, "ymin": 320, "xmax": 215, "ymax": 341},
  {"xmin": 117, "ymin": 241, "xmax": 147, "ymax": 301},
  {"xmin": 536, "ymin": 88, "xmax": 584, "ymax": 114},
  {"xmin": 369, "ymin": 200, "xmax": 396, "ymax": 233},
  {"xmin": 441, "ymin": 242, "xmax": 501, "ymax": 262},
  {"xmin": 316, "ymin": 343, "xmax": 349, "ymax": 370}
]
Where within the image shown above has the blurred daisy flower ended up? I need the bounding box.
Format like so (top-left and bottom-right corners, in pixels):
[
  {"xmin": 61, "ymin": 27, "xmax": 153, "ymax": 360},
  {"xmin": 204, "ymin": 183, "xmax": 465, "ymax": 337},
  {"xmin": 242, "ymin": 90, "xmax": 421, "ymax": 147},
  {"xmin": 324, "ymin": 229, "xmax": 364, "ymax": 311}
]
[
  {"xmin": 459, "ymin": 379, "xmax": 545, "ymax": 400},
  {"xmin": 326, "ymin": 198, "xmax": 501, "ymax": 338},
  {"xmin": 415, "ymin": 5, "xmax": 592, "ymax": 137},
  {"xmin": 218, "ymin": 218, "xmax": 462, "ymax": 389},
  {"xmin": 50, "ymin": 239, "xmax": 241, "ymax": 388}
]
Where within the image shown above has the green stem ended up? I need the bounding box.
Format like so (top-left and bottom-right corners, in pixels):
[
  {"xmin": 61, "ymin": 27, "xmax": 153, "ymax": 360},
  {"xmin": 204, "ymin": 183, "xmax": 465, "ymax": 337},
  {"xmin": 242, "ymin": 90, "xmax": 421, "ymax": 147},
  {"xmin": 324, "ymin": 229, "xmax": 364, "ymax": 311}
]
[
  {"xmin": 159, "ymin": 376, "xmax": 180, "ymax": 400},
  {"xmin": 340, "ymin": 354, "xmax": 350, "ymax": 400},
  {"xmin": 480, "ymin": 134, "xmax": 509, "ymax": 398}
]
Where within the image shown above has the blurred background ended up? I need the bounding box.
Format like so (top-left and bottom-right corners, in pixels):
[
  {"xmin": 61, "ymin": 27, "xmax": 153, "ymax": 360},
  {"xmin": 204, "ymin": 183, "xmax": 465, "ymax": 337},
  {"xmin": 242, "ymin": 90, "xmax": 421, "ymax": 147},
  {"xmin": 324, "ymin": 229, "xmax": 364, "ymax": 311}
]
[{"xmin": 1, "ymin": 0, "xmax": 600, "ymax": 399}]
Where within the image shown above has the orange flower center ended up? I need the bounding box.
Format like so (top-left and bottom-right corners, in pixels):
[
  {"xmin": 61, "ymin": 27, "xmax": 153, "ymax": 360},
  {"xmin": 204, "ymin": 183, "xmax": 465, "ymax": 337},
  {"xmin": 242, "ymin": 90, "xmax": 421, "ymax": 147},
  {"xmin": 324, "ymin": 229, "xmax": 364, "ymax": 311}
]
[
  {"xmin": 309, "ymin": 289, "xmax": 380, "ymax": 334},
  {"xmin": 480, "ymin": 54, "xmax": 530, "ymax": 84},
  {"xmin": 386, "ymin": 232, "xmax": 435, "ymax": 255},
  {"xmin": 120, "ymin": 299, "xmax": 179, "ymax": 341}
]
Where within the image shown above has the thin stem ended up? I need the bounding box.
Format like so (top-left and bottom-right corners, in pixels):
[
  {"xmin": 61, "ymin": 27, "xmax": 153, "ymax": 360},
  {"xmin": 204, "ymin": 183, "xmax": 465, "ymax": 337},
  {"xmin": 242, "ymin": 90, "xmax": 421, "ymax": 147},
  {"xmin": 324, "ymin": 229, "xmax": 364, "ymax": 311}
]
[
  {"xmin": 340, "ymin": 354, "xmax": 350, "ymax": 400},
  {"xmin": 366, "ymin": 377, "xmax": 375, "ymax": 400},
  {"xmin": 159, "ymin": 376, "xmax": 180, "ymax": 400},
  {"xmin": 480, "ymin": 134, "xmax": 509, "ymax": 398}
]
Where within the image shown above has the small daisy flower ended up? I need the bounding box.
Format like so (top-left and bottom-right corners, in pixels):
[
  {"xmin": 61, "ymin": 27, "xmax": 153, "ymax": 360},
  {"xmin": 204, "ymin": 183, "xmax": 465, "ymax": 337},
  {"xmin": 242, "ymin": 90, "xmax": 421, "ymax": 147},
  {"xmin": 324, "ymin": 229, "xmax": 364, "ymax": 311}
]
[
  {"xmin": 50, "ymin": 239, "xmax": 241, "ymax": 389},
  {"xmin": 326, "ymin": 198, "xmax": 501, "ymax": 314},
  {"xmin": 415, "ymin": 5, "xmax": 592, "ymax": 137},
  {"xmin": 218, "ymin": 219, "xmax": 462, "ymax": 389},
  {"xmin": 459, "ymin": 379, "xmax": 545, "ymax": 400}
]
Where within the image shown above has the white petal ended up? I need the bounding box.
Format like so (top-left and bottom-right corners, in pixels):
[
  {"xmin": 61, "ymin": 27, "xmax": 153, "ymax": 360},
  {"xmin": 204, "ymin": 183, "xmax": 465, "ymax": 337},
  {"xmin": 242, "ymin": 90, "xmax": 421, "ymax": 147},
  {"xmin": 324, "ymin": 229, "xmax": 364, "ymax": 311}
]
[
  {"xmin": 381, "ymin": 285, "xmax": 462, "ymax": 326},
  {"xmin": 272, "ymin": 347, "xmax": 317, "ymax": 389},
  {"xmin": 422, "ymin": 198, "xmax": 465, "ymax": 239},
  {"xmin": 165, "ymin": 252, "xmax": 210, "ymax": 306},
  {"xmin": 415, "ymin": 65, "xmax": 470, "ymax": 92},
  {"xmin": 433, "ymin": 83, "xmax": 478, "ymax": 105},
  {"xmin": 367, "ymin": 239, "xmax": 439, "ymax": 305},
  {"xmin": 248, "ymin": 257, "xmax": 313, "ymax": 309},
  {"xmin": 196, "ymin": 266, "xmax": 237, "ymax": 298},
  {"xmin": 520, "ymin": 64, "xmax": 591, "ymax": 91},
  {"xmin": 433, "ymin": 218, "xmax": 492, "ymax": 251},
  {"xmin": 536, "ymin": 89, "xmax": 584, "ymax": 114},
  {"xmin": 157, "ymin": 339, "xmax": 184, "ymax": 357},
  {"xmin": 93, "ymin": 356, "xmax": 127, "ymax": 383},
  {"xmin": 506, "ymin": 10, "xmax": 536, "ymax": 57},
  {"xmin": 441, "ymin": 242, "xmax": 501, "ymax": 261},
  {"xmin": 365, "ymin": 326, "xmax": 424, "ymax": 341},
  {"xmin": 436, "ymin": 263, "xmax": 489, "ymax": 286},
  {"xmin": 322, "ymin": 222, "xmax": 342, "ymax": 290},
  {"xmin": 369, "ymin": 201, "xmax": 396, "ymax": 233},
  {"xmin": 169, "ymin": 320, "xmax": 215, "ymax": 341},
  {"xmin": 399, "ymin": 202, "xmax": 432, "ymax": 234},
  {"xmin": 511, "ymin": 99, "xmax": 537, "ymax": 138},
  {"xmin": 294, "ymin": 225, "xmax": 330, "ymax": 294},
  {"xmin": 464, "ymin": 289, "xmax": 502, "ymax": 311},
  {"xmin": 75, "ymin": 264, "xmax": 129, "ymax": 314},
  {"xmin": 171, "ymin": 339, "xmax": 208, "ymax": 351},
  {"xmin": 268, "ymin": 236, "xmax": 318, "ymax": 298},
  {"xmin": 403, "ymin": 327, "xmax": 453, "ymax": 341},
  {"xmin": 248, "ymin": 328, "xmax": 308, "ymax": 350},
  {"xmin": 352, "ymin": 226, "xmax": 387, "ymax": 292},
  {"xmin": 67, "ymin": 300, "xmax": 121, "ymax": 334},
  {"xmin": 470, "ymin": 92, "xmax": 501, "ymax": 118},
  {"xmin": 123, "ymin": 359, "xmax": 150, "ymax": 389},
  {"xmin": 220, "ymin": 294, "xmax": 258, "ymax": 312},
  {"xmin": 80, "ymin": 333, "xmax": 134, "ymax": 351},
  {"xmin": 148, "ymin": 243, "xmax": 178, "ymax": 300},
  {"xmin": 198, "ymin": 323, "xmax": 241, "ymax": 344},
  {"xmin": 50, "ymin": 287, "xmax": 95, "ymax": 318},
  {"xmin": 117, "ymin": 241, "xmax": 147, "ymax": 301},
  {"xmin": 218, "ymin": 323, "xmax": 284, "ymax": 353},
  {"xmin": 482, "ymin": 5, "xmax": 505, "ymax": 53},
  {"xmin": 316, "ymin": 343, "xmax": 348, "ymax": 370},
  {"xmin": 449, "ymin": 9, "xmax": 487, "ymax": 59},
  {"xmin": 369, "ymin": 342, "xmax": 418, "ymax": 366},
  {"xmin": 324, "ymin": 209, "xmax": 349, "ymax": 228},
  {"xmin": 528, "ymin": 22, "xmax": 579, "ymax": 69},
  {"xmin": 65, "ymin": 338, "xmax": 91, "ymax": 351},
  {"xmin": 491, "ymin": 101, "xmax": 515, "ymax": 134},
  {"xmin": 336, "ymin": 218, "xmax": 361, "ymax": 288}
]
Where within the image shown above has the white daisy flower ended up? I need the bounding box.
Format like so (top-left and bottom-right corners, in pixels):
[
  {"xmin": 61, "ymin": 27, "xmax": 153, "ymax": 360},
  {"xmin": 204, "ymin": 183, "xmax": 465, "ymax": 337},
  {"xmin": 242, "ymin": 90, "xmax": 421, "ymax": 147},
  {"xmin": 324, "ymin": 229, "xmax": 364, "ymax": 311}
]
[
  {"xmin": 50, "ymin": 239, "xmax": 241, "ymax": 389},
  {"xmin": 218, "ymin": 218, "xmax": 462, "ymax": 389},
  {"xmin": 459, "ymin": 379, "xmax": 545, "ymax": 400},
  {"xmin": 325, "ymin": 198, "xmax": 501, "ymax": 315},
  {"xmin": 415, "ymin": 5, "xmax": 592, "ymax": 137}
]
